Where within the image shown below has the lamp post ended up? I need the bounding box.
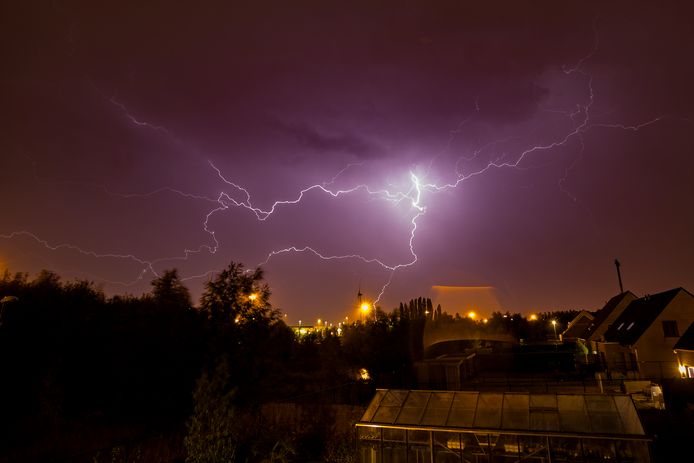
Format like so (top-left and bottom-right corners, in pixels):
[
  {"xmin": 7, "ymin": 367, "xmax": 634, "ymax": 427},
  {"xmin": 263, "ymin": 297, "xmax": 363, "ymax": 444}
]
[{"xmin": 551, "ymin": 320, "xmax": 558, "ymax": 342}]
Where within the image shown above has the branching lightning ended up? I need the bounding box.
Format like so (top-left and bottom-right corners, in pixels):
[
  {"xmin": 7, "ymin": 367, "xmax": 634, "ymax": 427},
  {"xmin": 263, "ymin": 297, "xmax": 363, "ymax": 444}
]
[{"xmin": 0, "ymin": 22, "xmax": 671, "ymax": 311}]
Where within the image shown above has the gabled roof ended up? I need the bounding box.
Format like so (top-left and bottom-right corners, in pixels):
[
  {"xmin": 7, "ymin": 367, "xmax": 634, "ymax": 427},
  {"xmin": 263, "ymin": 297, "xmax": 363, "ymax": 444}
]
[
  {"xmin": 562, "ymin": 310, "xmax": 594, "ymax": 340},
  {"xmin": 603, "ymin": 288, "xmax": 684, "ymax": 345},
  {"xmin": 674, "ymin": 321, "xmax": 694, "ymax": 351},
  {"xmin": 585, "ymin": 291, "xmax": 637, "ymax": 341},
  {"xmin": 357, "ymin": 389, "xmax": 646, "ymax": 439}
]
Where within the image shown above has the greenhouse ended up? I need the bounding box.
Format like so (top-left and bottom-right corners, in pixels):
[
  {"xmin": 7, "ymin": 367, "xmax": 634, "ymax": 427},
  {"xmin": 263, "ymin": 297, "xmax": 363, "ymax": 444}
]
[{"xmin": 356, "ymin": 390, "xmax": 650, "ymax": 463}]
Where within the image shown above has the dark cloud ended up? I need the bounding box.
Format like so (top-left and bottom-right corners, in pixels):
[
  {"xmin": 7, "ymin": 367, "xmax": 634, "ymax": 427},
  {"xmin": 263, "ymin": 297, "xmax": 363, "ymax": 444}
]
[{"xmin": 273, "ymin": 121, "xmax": 384, "ymax": 160}]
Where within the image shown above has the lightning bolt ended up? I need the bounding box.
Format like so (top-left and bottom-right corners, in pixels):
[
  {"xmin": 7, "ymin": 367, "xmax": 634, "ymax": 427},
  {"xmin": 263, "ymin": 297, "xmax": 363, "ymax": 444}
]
[
  {"xmin": 108, "ymin": 97, "xmax": 174, "ymax": 135},
  {"xmin": 0, "ymin": 21, "xmax": 673, "ymax": 313}
]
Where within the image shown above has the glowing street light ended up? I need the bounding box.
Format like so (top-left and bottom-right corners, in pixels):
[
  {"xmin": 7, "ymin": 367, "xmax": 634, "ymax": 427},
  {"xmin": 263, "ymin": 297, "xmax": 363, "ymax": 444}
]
[
  {"xmin": 467, "ymin": 311, "xmax": 477, "ymax": 320},
  {"xmin": 529, "ymin": 314, "xmax": 538, "ymax": 321},
  {"xmin": 360, "ymin": 302, "xmax": 371, "ymax": 322},
  {"xmin": 248, "ymin": 293, "xmax": 258, "ymax": 302},
  {"xmin": 551, "ymin": 320, "xmax": 558, "ymax": 341}
]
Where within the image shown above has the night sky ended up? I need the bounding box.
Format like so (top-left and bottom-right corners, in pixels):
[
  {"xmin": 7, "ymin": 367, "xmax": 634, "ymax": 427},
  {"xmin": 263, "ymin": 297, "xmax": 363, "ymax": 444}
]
[{"xmin": 2, "ymin": 1, "xmax": 693, "ymax": 323}]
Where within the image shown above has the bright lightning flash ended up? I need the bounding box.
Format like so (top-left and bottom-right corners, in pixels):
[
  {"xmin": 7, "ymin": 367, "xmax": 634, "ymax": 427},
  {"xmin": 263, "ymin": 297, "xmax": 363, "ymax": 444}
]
[{"xmin": 0, "ymin": 25, "xmax": 672, "ymax": 308}]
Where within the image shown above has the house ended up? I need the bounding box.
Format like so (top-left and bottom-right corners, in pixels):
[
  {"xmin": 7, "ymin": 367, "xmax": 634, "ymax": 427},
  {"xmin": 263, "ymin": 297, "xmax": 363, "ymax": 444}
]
[
  {"xmin": 674, "ymin": 322, "xmax": 694, "ymax": 378},
  {"xmin": 560, "ymin": 292, "xmax": 637, "ymax": 347},
  {"xmin": 598, "ymin": 288, "xmax": 694, "ymax": 380},
  {"xmin": 586, "ymin": 291, "xmax": 638, "ymax": 347},
  {"xmin": 561, "ymin": 310, "xmax": 594, "ymax": 341}
]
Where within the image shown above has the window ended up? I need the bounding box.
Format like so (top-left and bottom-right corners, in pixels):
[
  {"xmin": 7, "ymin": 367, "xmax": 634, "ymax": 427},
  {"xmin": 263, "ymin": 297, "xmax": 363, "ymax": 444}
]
[{"xmin": 662, "ymin": 320, "xmax": 679, "ymax": 337}]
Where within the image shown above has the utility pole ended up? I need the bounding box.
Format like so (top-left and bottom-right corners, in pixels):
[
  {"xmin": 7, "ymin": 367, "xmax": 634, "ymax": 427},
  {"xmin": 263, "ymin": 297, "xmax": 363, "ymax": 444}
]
[{"xmin": 614, "ymin": 259, "xmax": 624, "ymax": 294}]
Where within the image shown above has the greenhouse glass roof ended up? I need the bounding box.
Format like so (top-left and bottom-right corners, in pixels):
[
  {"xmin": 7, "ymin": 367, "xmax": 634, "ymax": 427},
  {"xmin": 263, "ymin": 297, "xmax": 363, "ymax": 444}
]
[{"xmin": 357, "ymin": 390, "xmax": 647, "ymax": 439}]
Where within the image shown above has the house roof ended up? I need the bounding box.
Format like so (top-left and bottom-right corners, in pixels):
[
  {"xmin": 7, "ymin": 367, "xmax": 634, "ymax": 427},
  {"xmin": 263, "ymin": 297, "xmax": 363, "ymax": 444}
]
[
  {"xmin": 562, "ymin": 310, "xmax": 594, "ymax": 340},
  {"xmin": 357, "ymin": 389, "xmax": 646, "ymax": 439},
  {"xmin": 674, "ymin": 321, "xmax": 694, "ymax": 351},
  {"xmin": 603, "ymin": 288, "xmax": 684, "ymax": 345},
  {"xmin": 584, "ymin": 291, "xmax": 637, "ymax": 341}
]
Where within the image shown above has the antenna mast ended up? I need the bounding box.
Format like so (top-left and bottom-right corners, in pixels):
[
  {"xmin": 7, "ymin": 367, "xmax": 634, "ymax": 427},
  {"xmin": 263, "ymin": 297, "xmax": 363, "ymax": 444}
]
[{"xmin": 614, "ymin": 259, "xmax": 624, "ymax": 294}]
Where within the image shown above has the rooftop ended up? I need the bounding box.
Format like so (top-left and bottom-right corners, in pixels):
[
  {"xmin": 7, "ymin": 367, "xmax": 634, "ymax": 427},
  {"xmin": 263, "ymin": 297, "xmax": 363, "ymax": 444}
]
[
  {"xmin": 357, "ymin": 389, "xmax": 647, "ymax": 439},
  {"xmin": 603, "ymin": 288, "xmax": 686, "ymax": 345},
  {"xmin": 674, "ymin": 321, "xmax": 694, "ymax": 351}
]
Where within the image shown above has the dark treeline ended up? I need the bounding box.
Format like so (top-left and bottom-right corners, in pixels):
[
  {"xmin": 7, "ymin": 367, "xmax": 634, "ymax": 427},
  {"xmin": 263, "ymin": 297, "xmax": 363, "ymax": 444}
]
[
  {"xmin": 0, "ymin": 265, "xmax": 575, "ymax": 462},
  {"xmin": 0, "ymin": 264, "xmax": 426, "ymax": 462}
]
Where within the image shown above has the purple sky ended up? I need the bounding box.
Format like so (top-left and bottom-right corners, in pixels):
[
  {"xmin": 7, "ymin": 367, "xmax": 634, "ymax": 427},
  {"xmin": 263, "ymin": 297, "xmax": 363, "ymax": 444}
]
[{"xmin": 2, "ymin": 1, "xmax": 693, "ymax": 324}]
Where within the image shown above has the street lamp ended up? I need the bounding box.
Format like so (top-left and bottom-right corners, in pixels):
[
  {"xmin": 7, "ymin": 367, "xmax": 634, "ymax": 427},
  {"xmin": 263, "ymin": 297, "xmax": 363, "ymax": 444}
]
[
  {"xmin": 360, "ymin": 302, "xmax": 370, "ymax": 322},
  {"xmin": 551, "ymin": 320, "xmax": 558, "ymax": 342}
]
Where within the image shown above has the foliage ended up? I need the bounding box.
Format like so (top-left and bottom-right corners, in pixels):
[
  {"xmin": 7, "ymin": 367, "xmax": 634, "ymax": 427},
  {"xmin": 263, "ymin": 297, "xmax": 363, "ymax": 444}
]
[
  {"xmin": 200, "ymin": 262, "xmax": 277, "ymax": 326},
  {"xmin": 185, "ymin": 357, "xmax": 238, "ymax": 463},
  {"xmin": 0, "ymin": 265, "xmax": 584, "ymax": 462},
  {"xmin": 151, "ymin": 268, "xmax": 192, "ymax": 309}
]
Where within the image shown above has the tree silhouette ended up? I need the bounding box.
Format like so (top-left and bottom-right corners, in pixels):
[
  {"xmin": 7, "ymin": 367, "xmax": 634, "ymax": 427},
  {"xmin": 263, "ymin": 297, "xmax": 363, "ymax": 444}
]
[
  {"xmin": 151, "ymin": 269, "xmax": 192, "ymax": 309},
  {"xmin": 200, "ymin": 262, "xmax": 276, "ymax": 327}
]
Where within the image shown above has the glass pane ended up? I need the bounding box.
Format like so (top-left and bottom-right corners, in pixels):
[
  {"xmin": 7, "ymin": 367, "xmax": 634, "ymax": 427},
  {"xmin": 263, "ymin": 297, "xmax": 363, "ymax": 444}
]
[
  {"xmin": 433, "ymin": 431, "xmax": 462, "ymax": 463},
  {"xmin": 395, "ymin": 391, "xmax": 429, "ymax": 425},
  {"xmin": 473, "ymin": 393, "xmax": 503, "ymax": 429},
  {"xmin": 530, "ymin": 394, "xmax": 559, "ymax": 431},
  {"xmin": 372, "ymin": 405, "xmax": 401, "ymax": 424},
  {"xmin": 585, "ymin": 395, "xmax": 623, "ymax": 434},
  {"xmin": 358, "ymin": 441, "xmax": 380, "ymax": 463},
  {"xmin": 518, "ymin": 435, "xmax": 547, "ymax": 460},
  {"xmin": 408, "ymin": 429, "xmax": 430, "ymax": 445},
  {"xmin": 383, "ymin": 428, "xmax": 406, "ymax": 442},
  {"xmin": 557, "ymin": 395, "xmax": 590, "ymax": 433},
  {"xmin": 407, "ymin": 446, "xmax": 431, "ymax": 463},
  {"xmin": 421, "ymin": 392, "xmax": 454, "ymax": 426},
  {"xmin": 614, "ymin": 395, "xmax": 645, "ymax": 435},
  {"xmin": 502, "ymin": 394, "xmax": 529, "ymax": 430},
  {"xmin": 582, "ymin": 438, "xmax": 616, "ymax": 462},
  {"xmin": 362, "ymin": 390, "xmax": 387, "ymax": 422},
  {"xmin": 530, "ymin": 411, "xmax": 559, "ymax": 431},
  {"xmin": 372, "ymin": 390, "xmax": 410, "ymax": 424},
  {"xmin": 447, "ymin": 392, "xmax": 478, "ymax": 427},
  {"xmin": 382, "ymin": 443, "xmax": 408, "ymax": 463},
  {"xmin": 494, "ymin": 434, "xmax": 522, "ymax": 461},
  {"xmin": 549, "ymin": 437, "xmax": 584, "ymax": 462},
  {"xmin": 530, "ymin": 394, "xmax": 558, "ymax": 410},
  {"xmin": 381, "ymin": 390, "xmax": 409, "ymax": 407}
]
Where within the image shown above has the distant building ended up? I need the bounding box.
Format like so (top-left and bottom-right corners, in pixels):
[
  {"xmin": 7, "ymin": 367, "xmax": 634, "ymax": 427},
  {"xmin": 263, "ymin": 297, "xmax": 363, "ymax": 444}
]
[
  {"xmin": 561, "ymin": 310, "xmax": 594, "ymax": 342},
  {"xmin": 598, "ymin": 288, "xmax": 694, "ymax": 380},
  {"xmin": 674, "ymin": 321, "xmax": 694, "ymax": 378}
]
